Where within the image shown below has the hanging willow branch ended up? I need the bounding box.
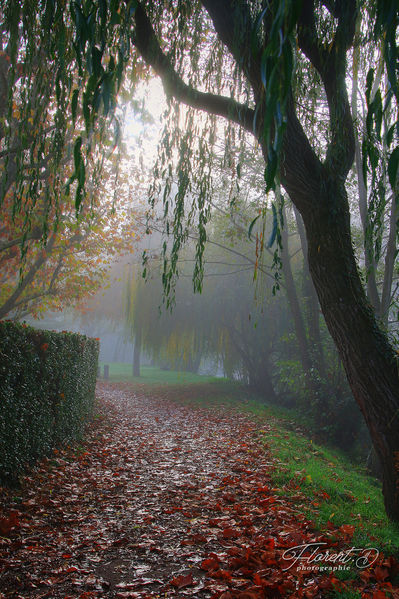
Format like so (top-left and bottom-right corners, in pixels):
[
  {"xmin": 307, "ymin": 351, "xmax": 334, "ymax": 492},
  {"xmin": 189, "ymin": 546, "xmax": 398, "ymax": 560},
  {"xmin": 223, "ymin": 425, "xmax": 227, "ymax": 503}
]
[{"xmin": 0, "ymin": 0, "xmax": 134, "ymax": 254}]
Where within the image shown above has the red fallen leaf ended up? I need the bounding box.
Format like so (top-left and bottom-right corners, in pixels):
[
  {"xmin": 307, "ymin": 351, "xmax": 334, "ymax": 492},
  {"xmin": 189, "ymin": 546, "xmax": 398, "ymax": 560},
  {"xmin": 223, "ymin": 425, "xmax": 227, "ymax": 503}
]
[
  {"xmin": 201, "ymin": 557, "xmax": 221, "ymax": 571},
  {"xmin": 222, "ymin": 493, "xmax": 236, "ymax": 502},
  {"xmin": 359, "ymin": 569, "xmax": 372, "ymax": 583},
  {"xmin": 318, "ymin": 577, "xmax": 333, "ymax": 591},
  {"xmin": 170, "ymin": 573, "xmax": 194, "ymax": 589},
  {"xmin": 372, "ymin": 592, "xmax": 388, "ymax": 599},
  {"xmin": 212, "ymin": 569, "xmax": 232, "ymax": 582},
  {"xmin": 374, "ymin": 566, "xmax": 390, "ymax": 582},
  {"xmin": 253, "ymin": 572, "xmax": 265, "ymax": 586},
  {"xmin": 219, "ymin": 593, "xmax": 233, "ymax": 599},
  {"xmin": 181, "ymin": 533, "xmax": 208, "ymax": 545},
  {"xmin": 382, "ymin": 556, "xmax": 399, "ymax": 577},
  {"xmin": 222, "ymin": 527, "xmax": 238, "ymax": 539},
  {"xmin": 0, "ymin": 511, "xmax": 20, "ymax": 536},
  {"xmin": 339, "ymin": 524, "xmax": 355, "ymax": 537}
]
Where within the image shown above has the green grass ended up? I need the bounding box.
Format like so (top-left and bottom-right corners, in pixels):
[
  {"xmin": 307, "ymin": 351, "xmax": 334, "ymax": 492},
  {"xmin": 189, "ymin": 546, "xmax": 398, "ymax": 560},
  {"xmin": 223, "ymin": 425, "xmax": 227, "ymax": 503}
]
[
  {"xmin": 97, "ymin": 362, "xmax": 224, "ymax": 385},
  {"xmin": 237, "ymin": 399, "xmax": 399, "ymax": 553},
  {"xmin": 122, "ymin": 378, "xmax": 399, "ymax": 556},
  {"xmin": 263, "ymin": 426, "xmax": 399, "ymax": 551}
]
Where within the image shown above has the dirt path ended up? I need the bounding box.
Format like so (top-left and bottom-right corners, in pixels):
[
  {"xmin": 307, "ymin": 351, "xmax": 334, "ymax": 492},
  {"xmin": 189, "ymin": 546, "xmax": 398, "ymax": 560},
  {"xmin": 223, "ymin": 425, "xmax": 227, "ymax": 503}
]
[{"xmin": 0, "ymin": 383, "xmax": 394, "ymax": 598}]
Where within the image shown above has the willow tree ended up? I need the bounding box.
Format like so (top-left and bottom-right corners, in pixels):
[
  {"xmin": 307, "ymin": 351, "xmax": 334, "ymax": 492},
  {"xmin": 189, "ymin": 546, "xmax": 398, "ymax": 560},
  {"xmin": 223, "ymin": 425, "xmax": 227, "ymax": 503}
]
[
  {"xmin": 2, "ymin": 1, "xmax": 399, "ymax": 519},
  {"xmin": 136, "ymin": 0, "xmax": 399, "ymax": 521}
]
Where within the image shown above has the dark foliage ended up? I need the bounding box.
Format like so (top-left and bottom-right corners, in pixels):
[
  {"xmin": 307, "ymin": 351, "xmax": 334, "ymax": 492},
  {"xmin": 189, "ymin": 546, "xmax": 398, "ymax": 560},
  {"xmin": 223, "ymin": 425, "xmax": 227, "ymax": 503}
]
[{"xmin": 0, "ymin": 320, "xmax": 99, "ymax": 483}]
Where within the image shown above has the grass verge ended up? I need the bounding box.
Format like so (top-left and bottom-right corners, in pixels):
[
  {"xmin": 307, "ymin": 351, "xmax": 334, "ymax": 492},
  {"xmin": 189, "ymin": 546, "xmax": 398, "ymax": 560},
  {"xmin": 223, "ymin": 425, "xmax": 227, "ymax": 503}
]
[{"xmin": 97, "ymin": 362, "xmax": 223, "ymax": 385}]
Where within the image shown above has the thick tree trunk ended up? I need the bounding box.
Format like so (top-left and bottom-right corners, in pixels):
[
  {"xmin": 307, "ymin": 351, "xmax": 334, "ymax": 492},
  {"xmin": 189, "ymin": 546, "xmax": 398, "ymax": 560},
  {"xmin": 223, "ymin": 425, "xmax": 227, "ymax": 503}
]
[{"xmin": 299, "ymin": 177, "xmax": 399, "ymax": 520}]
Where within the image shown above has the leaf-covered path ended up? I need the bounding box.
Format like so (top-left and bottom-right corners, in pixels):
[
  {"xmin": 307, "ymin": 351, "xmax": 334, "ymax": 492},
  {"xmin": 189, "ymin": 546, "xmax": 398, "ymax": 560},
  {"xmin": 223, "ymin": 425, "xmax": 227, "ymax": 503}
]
[{"xmin": 0, "ymin": 383, "xmax": 397, "ymax": 598}]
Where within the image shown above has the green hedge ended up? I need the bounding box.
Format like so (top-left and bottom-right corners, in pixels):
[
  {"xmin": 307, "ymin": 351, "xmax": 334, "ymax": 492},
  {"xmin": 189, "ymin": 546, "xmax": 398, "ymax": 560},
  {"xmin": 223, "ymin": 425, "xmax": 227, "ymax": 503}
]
[{"xmin": 0, "ymin": 321, "xmax": 99, "ymax": 484}]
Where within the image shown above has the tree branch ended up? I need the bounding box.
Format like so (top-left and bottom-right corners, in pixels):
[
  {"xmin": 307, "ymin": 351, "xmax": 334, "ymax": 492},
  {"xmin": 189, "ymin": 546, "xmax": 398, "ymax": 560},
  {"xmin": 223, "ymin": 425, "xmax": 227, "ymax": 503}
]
[
  {"xmin": 133, "ymin": 2, "xmax": 255, "ymax": 133},
  {"xmin": 0, "ymin": 226, "xmax": 42, "ymax": 253},
  {"xmin": 297, "ymin": 0, "xmax": 356, "ymax": 178},
  {"xmin": 0, "ymin": 234, "xmax": 56, "ymax": 319}
]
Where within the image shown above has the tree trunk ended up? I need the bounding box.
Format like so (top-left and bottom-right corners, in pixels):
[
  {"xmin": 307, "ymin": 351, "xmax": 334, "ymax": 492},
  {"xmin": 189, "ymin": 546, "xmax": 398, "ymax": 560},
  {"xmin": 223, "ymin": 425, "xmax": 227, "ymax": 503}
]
[
  {"xmin": 249, "ymin": 362, "xmax": 278, "ymax": 403},
  {"xmin": 299, "ymin": 177, "xmax": 399, "ymax": 520},
  {"xmin": 133, "ymin": 322, "xmax": 142, "ymax": 377},
  {"xmin": 380, "ymin": 193, "xmax": 398, "ymax": 327},
  {"xmin": 226, "ymin": 320, "xmax": 278, "ymax": 403}
]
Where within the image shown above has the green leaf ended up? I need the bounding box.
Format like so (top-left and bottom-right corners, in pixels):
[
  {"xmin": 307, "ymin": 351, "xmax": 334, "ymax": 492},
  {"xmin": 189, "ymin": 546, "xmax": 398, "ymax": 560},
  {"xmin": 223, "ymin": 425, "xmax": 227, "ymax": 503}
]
[
  {"xmin": 365, "ymin": 68, "xmax": 374, "ymax": 105},
  {"xmin": 386, "ymin": 123, "xmax": 396, "ymax": 147},
  {"xmin": 82, "ymin": 92, "xmax": 91, "ymax": 132},
  {"xmin": 248, "ymin": 214, "xmax": 261, "ymax": 239},
  {"xmin": 71, "ymin": 89, "xmax": 79, "ymax": 125},
  {"xmin": 267, "ymin": 202, "xmax": 278, "ymax": 248},
  {"xmin": 265, "ymin": 148, "xmax": 277, "ymax": 192},
  {"xmin": 91, "ymin": 46, "xmax": 103, "ymax": 79},
  {"xmin": 388, "ymin": 147, "xmax": 399, "ymax": 190},
  {"xmin": 77, "ymin": 159, "xmax": 85, "ymax": 187},
  {"xmin": 73, "ymin": 136, "xmax": 82, "ymax": 171},
  {"xmin": 102, "ymin": 74, "xmax": 112, "ymax": 115}
]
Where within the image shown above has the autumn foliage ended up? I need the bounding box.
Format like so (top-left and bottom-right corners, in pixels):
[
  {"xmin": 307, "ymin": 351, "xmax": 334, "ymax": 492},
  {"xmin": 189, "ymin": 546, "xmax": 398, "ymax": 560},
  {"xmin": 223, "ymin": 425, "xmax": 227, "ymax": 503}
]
[{"xmin": 0, "ymin": 320, "xmax": 99, "ymax": 483}]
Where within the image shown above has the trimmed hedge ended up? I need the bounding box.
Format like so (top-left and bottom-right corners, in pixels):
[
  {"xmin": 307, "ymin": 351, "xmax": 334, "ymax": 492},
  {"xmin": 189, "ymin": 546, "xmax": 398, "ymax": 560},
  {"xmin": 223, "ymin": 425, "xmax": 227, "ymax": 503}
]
[{"xmin": 0, "ymin": 321, "xmax": 99, "ymax": 484}]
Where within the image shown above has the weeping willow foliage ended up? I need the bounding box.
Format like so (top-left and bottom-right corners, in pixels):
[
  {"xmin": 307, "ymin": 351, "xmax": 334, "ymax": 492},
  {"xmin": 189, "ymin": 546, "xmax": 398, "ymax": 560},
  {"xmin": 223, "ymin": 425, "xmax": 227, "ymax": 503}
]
[
  {"xmin": 1, "ymin": 0, "xmax": 397, "ymax": 301},
  {"xmin": 124, "ymin": 261, "xmax": 213, "ymax": 371}
]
